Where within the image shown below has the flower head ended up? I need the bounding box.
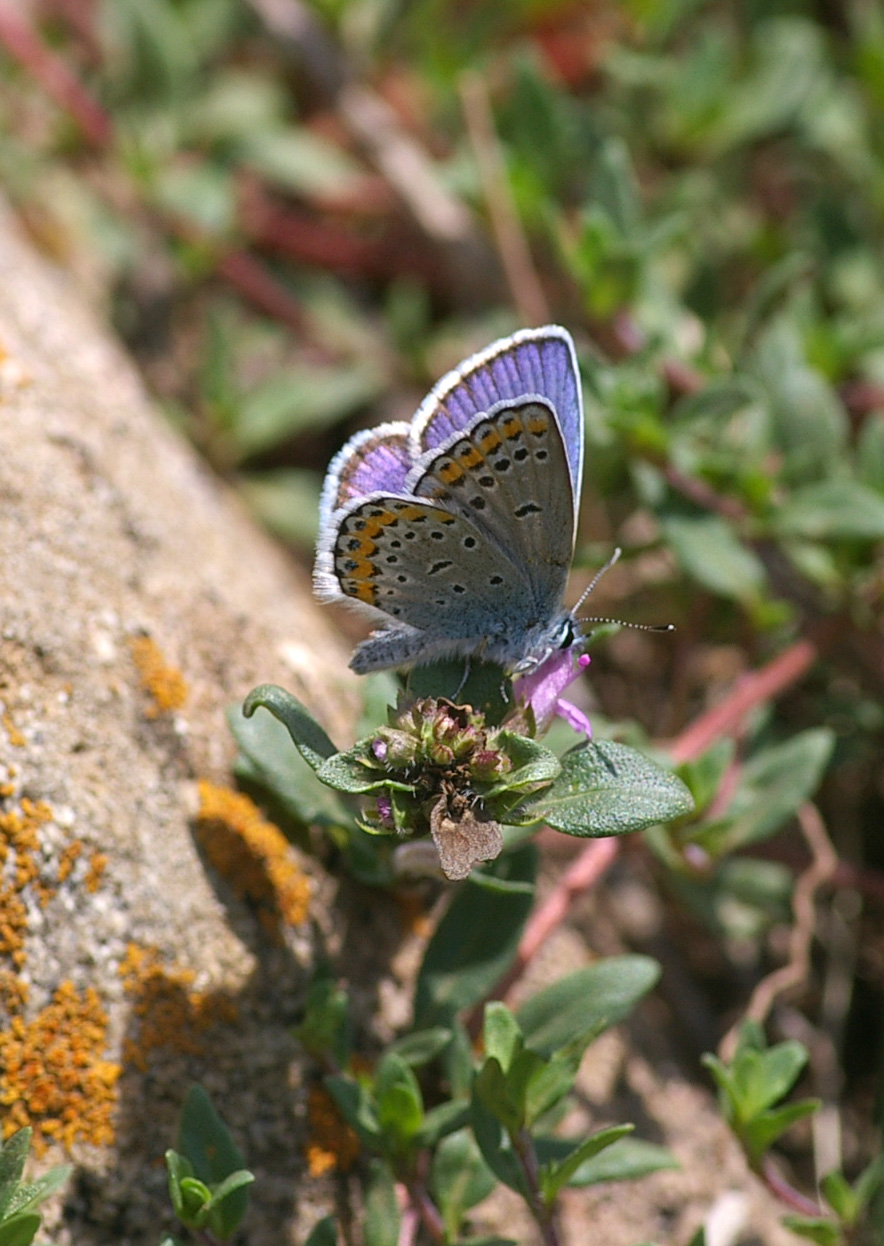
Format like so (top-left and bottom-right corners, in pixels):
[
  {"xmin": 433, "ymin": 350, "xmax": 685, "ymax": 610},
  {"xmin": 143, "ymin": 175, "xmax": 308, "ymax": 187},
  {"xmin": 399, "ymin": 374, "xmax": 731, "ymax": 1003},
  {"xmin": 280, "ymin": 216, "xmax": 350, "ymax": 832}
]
[{"xmin": 514, "ymin": 650, "xmax": 592, "ymax": 739}]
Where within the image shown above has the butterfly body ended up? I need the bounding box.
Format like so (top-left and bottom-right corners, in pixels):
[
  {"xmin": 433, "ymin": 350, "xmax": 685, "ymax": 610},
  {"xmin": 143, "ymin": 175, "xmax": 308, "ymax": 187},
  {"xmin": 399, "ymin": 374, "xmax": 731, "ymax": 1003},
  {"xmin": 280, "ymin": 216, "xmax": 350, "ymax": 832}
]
[{"xmin": 314, "ymin": 326, "xmax": 584, "ymax": 675}]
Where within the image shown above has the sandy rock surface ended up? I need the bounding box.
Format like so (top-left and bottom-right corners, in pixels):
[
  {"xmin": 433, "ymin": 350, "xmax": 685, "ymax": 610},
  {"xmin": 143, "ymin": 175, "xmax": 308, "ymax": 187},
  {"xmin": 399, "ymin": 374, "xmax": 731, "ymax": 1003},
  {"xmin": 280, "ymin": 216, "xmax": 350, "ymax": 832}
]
[{"xmin": 0, "ymin": 197, "xmax": 356, "ymax": 1244}]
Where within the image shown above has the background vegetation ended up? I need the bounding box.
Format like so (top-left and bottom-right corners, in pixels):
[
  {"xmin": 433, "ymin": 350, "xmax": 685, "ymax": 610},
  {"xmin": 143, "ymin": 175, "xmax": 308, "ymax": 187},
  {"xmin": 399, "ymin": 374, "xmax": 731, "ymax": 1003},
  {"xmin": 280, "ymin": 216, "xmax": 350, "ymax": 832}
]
[{"xmin": 1, "ymin": 0, "xmax": 883, "ymax": 1242}]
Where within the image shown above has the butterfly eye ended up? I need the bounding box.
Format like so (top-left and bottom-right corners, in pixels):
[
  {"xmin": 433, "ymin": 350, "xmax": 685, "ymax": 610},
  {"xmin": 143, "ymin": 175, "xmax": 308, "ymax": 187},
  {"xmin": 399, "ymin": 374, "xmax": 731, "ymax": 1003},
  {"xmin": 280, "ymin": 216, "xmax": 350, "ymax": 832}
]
[{"xmin": 557, "ymin": 617, "xmax": 576, "ymax": 650}]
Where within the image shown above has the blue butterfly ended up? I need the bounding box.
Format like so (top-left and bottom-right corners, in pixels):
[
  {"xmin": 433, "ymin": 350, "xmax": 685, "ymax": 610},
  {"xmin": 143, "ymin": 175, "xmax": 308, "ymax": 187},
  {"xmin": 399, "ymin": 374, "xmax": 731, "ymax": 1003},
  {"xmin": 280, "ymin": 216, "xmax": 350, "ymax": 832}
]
[{"xmin": 314, "ymin": 325, "xmax": 584, "ymax": 675}]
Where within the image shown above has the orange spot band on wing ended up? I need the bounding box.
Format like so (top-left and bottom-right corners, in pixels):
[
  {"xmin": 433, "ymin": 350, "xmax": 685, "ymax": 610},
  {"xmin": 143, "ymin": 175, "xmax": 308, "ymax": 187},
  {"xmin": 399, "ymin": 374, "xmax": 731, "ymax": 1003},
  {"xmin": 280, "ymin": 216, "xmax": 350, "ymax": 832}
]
[{"xmin": 478, "ymin": 427, "xmax": 502, "ymax": 453}]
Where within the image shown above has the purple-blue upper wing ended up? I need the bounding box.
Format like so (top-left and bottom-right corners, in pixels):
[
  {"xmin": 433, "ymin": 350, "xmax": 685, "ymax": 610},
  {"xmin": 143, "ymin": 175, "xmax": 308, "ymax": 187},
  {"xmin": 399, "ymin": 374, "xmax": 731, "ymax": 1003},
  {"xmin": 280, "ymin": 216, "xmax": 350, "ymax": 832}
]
[{"xmin": 410, "ymin": 325, "xmax": 583, "ymax": 499}]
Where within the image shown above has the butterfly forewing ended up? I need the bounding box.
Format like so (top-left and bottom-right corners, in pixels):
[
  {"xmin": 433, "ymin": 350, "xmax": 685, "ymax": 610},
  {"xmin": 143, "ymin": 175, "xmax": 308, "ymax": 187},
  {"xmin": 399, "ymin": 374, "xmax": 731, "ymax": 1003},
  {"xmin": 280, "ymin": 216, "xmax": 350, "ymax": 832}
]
[
  {"xmin": 412, "ymin": 327, "xmax": 583, "ymax": 499},
  {"xmin": 408, "ymin": 399, "xmax": 575, "ymax": 606}
]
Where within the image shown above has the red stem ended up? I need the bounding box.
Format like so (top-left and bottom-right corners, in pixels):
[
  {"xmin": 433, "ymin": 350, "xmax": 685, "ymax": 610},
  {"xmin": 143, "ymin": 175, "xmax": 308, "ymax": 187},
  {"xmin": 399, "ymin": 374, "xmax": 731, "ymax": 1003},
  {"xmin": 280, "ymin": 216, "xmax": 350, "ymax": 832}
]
[
  {"xmin": 0, "ymin": 1, "xmax": 112, "ymax": 146},
  {"xmin": 761, "ymin": 1155, "xmax": 821, "ymax": 1218},
  {"xmin": 667, "ymin": 639, "xmax": 817, "ymax": 765}
]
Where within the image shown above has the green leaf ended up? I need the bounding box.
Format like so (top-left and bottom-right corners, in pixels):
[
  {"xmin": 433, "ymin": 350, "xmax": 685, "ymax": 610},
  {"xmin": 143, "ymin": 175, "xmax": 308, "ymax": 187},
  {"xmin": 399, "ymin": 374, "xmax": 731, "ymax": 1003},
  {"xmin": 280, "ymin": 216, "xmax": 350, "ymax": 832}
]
[
  {"xmin": 355, "ymin": 672, "xmax": 400, "ymax": 741},
  {"xmin": 773, "ymin": 478, "xmax": 884, "ymax": 539},
  {"xmin": 406, "ymin": 660, "xmax": 511, "ymax": 723},
  {"xmin": 516, "ymin": 957, "xmax": 661, "ymax": 1057},
  {"xmin": 232, "ymin": 365, "xmax": 382, "ymax": 459},
  {"xmin": 237, "ymin": 468, "xmax": 322, "ymax": 548},
  {"xmin": 523, "ymin": 1040, "xmax": 593, "ymax": 1125},
  {"xmin": 239, "ymin": 128, "xmax": 364, "ymax": 198},
  {"xmin": 820, "ymin": 1170, "xmax": 857, "ymax": 1223},
  {"xmin": 474, "ymin": 1059, "xmax": 524, "ymax": 1135},
  {"xmin": 522, "ymin": 742, "xmax": 693, "ymax": 838},
  {"xmin": 5, "ymin": 1162, "xmax": 72, "ymax": 1217},
  {"xmin": 414, "ymin": 846, "xmax": 536, "ymax": 1026},
  {"xmin": 303, "ymin": 1215, "xmax": 338, "ymax": 1246},
  {"xmin": 317, "ymin": 754, "xmax": 413, "ymax": 796},
  {"xmin": 207, "ymin": 1169, "xmax": 256, "ymax": 1238},
  {"xmin": 178, "ymin": 1177, "xmax": 212, "ymax": 1228},
  {"xmin": 540, "ymin": 1124, "xmax": 633, "ymax": 1201},
  {"xmin": 704, "ymin": 18, "xmax": 827, "ymax": 153},
  {"xmin": 165, "ymin": 1150, "xmax": 194, "ymax": 1222},
  {"xmin": 176, "ymin": 1087, "xmax": 249, "ymax": 1234},
  {"xmin": 430, "ymin": 1129, "xmax": 496, "ymax": 1239},
  {"xmin": 388, "ymin": 1027, "xmax": 452, "ymax": 1068},
  {"xmin": 0, "ymin": 1132, "xmax": 29, "ymax": 1218},
  {"xmin": 485, "ymin": 733, "xmax": 561, "ymax": 800},
  {"xmin": 364, "ymin": 1160, "xmax": 399, "ymax": 1246},
  {"xmin": 852, "ymin": 1155, "xmax": 884, "ymax": 1215},
  {"xmin": 675, "ymin": 738, "xmax": 736, "ymax": 816},
  {"xmin": 857, "ymin": 412, "xmax": 884, "ymax": 494},
  {"xmin": 705, "ymin": 729, "xmax": 834, "ymax": 853},
  {"xmin": 178, "ymin": 1086, "xmax": 246, "ymax": 1185},
  {"xmin": 241, "ymin": 685, "xmax": 338, "ymax": 769},
  {"xmin": 750, "ymin": 317, "xmax": 846, "ymax": 483},
  {"xmin": 0, "ymin": 1213, "xmax": 42, "ymax": 1246},
  {"xmin": 560, "ymin": 1137, "xmax": 678, "ymax": 1186},
  {"xmin": 482, "ymin": 1003, "xmax": 523, "ymax": 1072},
  {"xmin": 414, "ymin": 1100, "xmax": 471, "ymax": 1148},
  {"xmin": 153, "ymin": 161, "xmax": 236, "ymax": 234},
  {"xmin": 294, "ymin": 972, "xmax": 351, "ymax": 1067},
  {"xmin": 469, "ymin": 1094, "xmax": 528, "ymax": 1198},
  {"xmin": 747, "ymin": 1099, "xmax": 820, "ymax": 1164},
  {"xmin": 661, "ymin": 514, "xmax": 766, "ymax": 601},
  {"xmin": 324, "ymin": 1075, "xmax": 382, "ymax": 1149},
  {"xmin": 229, "ymin": 702, "xmax": 348, "ymax": 827},
  {"xmin": 780, "ymin": 1217, "xmax": 842, "ymax": 1245},
  {"xmin": 751, "ymin": 1042, "xmax": 811, "ymax": 1111},
  {"xmin": 465, "ymin": 869, "xmax": 535, "ymax": 896},
  {"xmin": 374, "ymin": 1054, "xmax": 424, "ymax": 1149}
]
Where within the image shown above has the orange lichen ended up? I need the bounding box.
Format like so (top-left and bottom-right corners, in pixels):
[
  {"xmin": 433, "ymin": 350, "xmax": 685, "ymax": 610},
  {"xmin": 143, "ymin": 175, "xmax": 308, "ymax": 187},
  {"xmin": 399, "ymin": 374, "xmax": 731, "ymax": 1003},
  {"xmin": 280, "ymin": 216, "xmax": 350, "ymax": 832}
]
[
  {"xmin": 129, "ymin": 636, "xmax": 187, "ymax": 717},
  {"xmin": 0, "ymin": 970, "xmax": 27, "ymax": 1016},
  {"xmin": 196, "ymin": 781, "xmax": 311, "ymax": 937},
  {"xmin": 1, "ymin": 711, "xmax": 25, "ymax": 748},
  {"xmin": 85, "ymin": 851, "xmax": 107, "ymax": 893},
  {"xmin": 119, "ymin": 943, "xmax": 238, "ymax": 1072},
  {"xmin": 0, "ymin": 980, "xmax": 120, "ymax": 1154},
  {"xmin": 303, "ymin": 1084, "xmax": 360, "ymax": 1176},
  {"xmin": 56, "ymin": 840, "xmax": 82, "ymax": 885},
  {"xmin": 0, "ymin": 886, "xmax": 27, "ymax": 969},
  {"xmin": 0, "ymin": 798, "xmax": 55, "ymax": 961}
]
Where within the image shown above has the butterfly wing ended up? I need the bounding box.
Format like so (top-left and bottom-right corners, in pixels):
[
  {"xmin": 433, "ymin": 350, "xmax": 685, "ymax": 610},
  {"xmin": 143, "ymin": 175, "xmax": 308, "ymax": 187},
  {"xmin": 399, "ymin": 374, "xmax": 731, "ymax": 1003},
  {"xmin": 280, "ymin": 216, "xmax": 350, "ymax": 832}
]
[
  {"xmin": 408, "ymin": 398, "xmax": 575, "ymax": 601},
  {"xmin": 317, "ymin": 421, "xmax": 412, "ymax": 530},
  {"xmin": 314, "ymin": 325, "xmax": 584, "ymax": 673},
  {"xmin": 319, "ymin": 493, "xmax": 546, "ymax": 671},
  {"xmin": 411, "ymin": 325, "xmax": 584, "ymax": 500}
]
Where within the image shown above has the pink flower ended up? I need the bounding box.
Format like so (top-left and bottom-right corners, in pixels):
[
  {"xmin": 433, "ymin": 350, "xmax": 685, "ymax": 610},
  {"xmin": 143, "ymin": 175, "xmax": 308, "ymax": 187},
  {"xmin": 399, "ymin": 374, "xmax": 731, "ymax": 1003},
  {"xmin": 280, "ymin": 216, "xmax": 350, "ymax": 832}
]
[{"xmin": 515, "ymin": 650, "xmax": 592, "ymax": 739}]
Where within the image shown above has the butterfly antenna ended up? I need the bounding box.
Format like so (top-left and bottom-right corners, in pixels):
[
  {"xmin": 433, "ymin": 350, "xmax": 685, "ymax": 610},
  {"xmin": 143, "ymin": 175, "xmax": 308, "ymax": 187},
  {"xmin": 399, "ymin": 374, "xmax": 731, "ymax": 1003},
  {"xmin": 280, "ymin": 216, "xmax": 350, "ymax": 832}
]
[
  {"xmin": 572, "ymin": 546, "xmax": 623, "ymax": 615},
  {"xmin": 574, "ymin": 547, "xmax": 675, "ymax": 635}
]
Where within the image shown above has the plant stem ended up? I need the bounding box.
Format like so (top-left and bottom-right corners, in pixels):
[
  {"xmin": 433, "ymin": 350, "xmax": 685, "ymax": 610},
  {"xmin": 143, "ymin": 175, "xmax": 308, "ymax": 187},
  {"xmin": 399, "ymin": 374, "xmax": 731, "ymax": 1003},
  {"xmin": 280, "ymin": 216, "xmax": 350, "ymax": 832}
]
[
  {"xmin": 761, "ymin": 1155, "xmax": 821, "ymax": 1218},
  {"xmin": 513, "ymin": 1128, "xmax": 563, "ymax": 1246}
]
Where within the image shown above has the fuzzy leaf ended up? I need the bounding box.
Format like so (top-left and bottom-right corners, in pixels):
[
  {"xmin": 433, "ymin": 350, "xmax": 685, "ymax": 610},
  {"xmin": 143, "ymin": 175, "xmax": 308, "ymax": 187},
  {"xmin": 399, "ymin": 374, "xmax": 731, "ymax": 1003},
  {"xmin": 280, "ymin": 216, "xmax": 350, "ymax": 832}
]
[
  {"xmin": 516, "ymin": 956, "xmax": 661, "ymax": 1057},
  {"xmin": 230, "ymin": 702, "xmax": 348, "ymax": 826},
  {"xmin": 0, "ymin": 1213, "xmax": 42, "ymax": 1246},
  {"xmin": 430, "ymin": 1129, "xmax": 496, "ymax": 1239},
  {"xmin": 242, "ymin": 685, "xmax": 337, "ymax": 770},
  {"xmin": 414, "ymin": 846, "xmax": 536, "ymax": 1026},
  {"xmin": 522, "ymin": 742, "xmax": 693, "ymax": 837},
  {"xmin": 540, "ymin": 1124, "xmax": 633, "ymax": 1201},
  {"xmin": 0, "ymin": 1133, "xmax": 29, "ymax": 1219}
]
